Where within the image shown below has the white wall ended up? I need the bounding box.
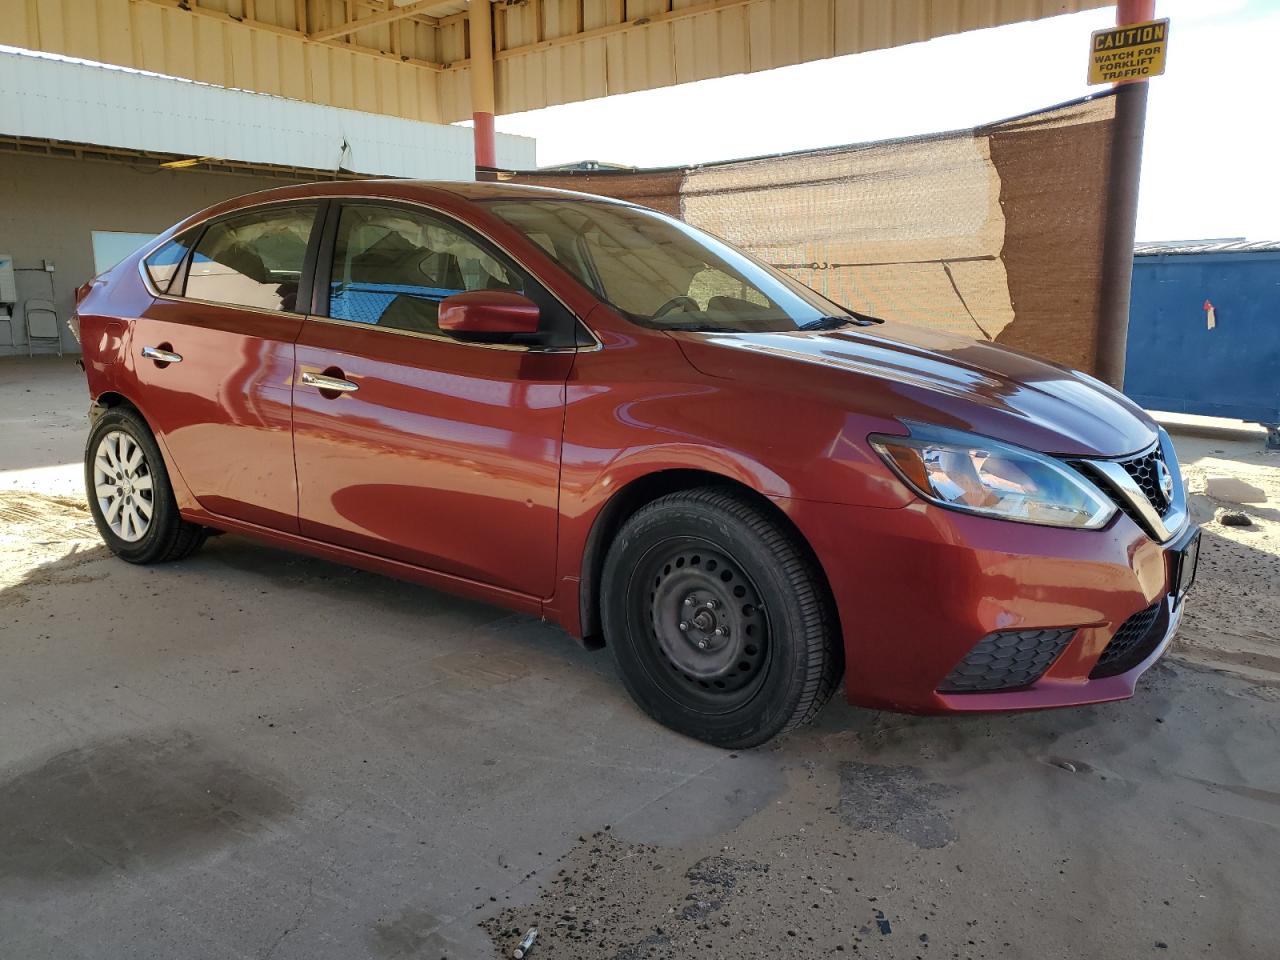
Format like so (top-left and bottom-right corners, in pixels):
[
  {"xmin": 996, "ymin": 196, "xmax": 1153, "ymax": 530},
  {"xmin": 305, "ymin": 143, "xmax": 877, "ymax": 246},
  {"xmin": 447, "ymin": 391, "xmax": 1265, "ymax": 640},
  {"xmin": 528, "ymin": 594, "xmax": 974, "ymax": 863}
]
[
  {"xmin": 0, "ymin": 152, "xmax": 325, "ymax": 356},
  {"xmin": 0, "ymin": 48, "xmax": 535, "ymax": 177}
]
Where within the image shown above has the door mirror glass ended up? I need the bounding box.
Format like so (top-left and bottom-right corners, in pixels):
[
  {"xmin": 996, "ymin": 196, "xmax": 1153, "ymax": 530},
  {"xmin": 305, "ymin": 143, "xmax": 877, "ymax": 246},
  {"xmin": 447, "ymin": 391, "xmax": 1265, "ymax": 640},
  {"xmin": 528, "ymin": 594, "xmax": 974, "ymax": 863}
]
[{"xmin": 439, "ymin": 291, "xmax": 541, "ymax": 336}]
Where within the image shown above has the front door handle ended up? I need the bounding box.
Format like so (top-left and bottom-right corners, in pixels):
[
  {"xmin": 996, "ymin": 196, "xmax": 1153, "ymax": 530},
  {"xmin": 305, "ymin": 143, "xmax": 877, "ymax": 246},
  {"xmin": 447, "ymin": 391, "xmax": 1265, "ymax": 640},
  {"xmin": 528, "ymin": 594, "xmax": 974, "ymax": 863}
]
[
  {"xmin": 301, "ymin": 370, "xmax": 359, "ymax": 394},
  {"xmin": 141, "ymin": 345, "xmax": 183, "ymax": 364}
]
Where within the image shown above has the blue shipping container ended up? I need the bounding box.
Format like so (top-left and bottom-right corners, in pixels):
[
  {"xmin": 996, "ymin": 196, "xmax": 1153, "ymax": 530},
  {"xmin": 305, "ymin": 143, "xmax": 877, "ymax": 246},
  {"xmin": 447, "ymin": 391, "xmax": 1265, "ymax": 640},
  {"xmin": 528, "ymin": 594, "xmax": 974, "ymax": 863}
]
[{"xmin": 1124, "ymin": 242, "xmax": 1280, "ymax": 447}]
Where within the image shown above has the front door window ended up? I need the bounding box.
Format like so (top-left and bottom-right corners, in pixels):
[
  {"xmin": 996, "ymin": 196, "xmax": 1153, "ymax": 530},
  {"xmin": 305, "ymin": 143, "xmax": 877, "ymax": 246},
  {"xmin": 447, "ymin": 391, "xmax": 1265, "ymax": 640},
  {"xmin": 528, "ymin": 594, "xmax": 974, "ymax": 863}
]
[{"xmin": 328, "ymin": 204, "xmax": 523, "ymax": 336}]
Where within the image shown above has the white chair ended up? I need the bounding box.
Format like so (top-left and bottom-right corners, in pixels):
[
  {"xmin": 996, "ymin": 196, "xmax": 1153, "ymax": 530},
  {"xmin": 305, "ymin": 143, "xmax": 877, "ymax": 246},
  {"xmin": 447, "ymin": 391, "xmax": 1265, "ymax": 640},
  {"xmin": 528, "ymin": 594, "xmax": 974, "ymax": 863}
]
[{"xmin": 24, "ymin": 297, "xmax": 62, "ymax": 357}]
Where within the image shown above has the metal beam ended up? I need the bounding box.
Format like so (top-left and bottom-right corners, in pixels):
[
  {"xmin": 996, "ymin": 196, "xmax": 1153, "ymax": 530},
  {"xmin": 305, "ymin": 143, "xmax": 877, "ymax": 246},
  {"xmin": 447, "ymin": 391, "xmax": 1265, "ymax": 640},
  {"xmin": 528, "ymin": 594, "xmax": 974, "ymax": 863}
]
[
  {"xmin": 133, "ymin": 0, "xmax": 449, "ymax": 70},
  {"xmin": 309, "ymin": 0, "xmax": 443, "ymax": 42},
  {"xmin": 138, "ymin": 0, "xmax": 306, "ymax": 42},
  {"xmin": 493, "ymin": 0, "xmax": 758, "ymax": 60},
  {"xmin": 357, "ymin": 0, "xmax": 438, "ymax": 29}
]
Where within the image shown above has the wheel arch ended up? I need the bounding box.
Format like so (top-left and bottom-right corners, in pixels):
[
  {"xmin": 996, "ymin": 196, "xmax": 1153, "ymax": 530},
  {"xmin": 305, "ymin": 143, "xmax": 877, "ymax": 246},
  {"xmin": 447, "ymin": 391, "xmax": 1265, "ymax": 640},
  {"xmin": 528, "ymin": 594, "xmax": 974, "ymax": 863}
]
[
  {"xmin": 577, "ymin": 468, "xmax": 839, "ymax": 650},
  {"xmin": 91, "ymin": 390, "xmax": 140, "ymax": 417},
  {"xmin": 88, "ymin": 391, "xmax": 201, "ymax": 514}
]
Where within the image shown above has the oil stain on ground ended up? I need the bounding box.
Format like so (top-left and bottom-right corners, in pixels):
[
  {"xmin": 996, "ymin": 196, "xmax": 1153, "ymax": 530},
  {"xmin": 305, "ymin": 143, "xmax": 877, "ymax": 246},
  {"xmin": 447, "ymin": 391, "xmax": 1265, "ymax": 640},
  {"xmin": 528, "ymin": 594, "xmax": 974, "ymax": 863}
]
[
  {"xmin": 0, "ymin": 730, "xmax": 294, "ymax": 888},
  {"xmin": 837, "ymin": 761, "xmax": 957, "ymax": 848},
  {"xmin": 371, "ymin": 906, "xmax": 447, "ymax": 959}
]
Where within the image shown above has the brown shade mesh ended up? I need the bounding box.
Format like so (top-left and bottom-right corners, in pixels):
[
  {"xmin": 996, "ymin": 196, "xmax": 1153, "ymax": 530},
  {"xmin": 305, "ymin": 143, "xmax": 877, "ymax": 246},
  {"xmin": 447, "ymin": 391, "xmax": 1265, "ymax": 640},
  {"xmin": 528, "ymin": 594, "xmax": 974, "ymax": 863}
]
[{"xmin": 498, "ymin": 94, "xmax": 1117, "ymax": 373}]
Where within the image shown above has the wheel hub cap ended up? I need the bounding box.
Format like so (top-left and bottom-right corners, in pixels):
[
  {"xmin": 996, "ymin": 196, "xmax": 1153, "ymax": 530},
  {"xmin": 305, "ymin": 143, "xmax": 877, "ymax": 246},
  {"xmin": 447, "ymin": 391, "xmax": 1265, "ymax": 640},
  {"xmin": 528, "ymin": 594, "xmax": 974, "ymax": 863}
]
[{"xmin": 93, "ymin": 430, "xmax": 154, "ymax": 542}]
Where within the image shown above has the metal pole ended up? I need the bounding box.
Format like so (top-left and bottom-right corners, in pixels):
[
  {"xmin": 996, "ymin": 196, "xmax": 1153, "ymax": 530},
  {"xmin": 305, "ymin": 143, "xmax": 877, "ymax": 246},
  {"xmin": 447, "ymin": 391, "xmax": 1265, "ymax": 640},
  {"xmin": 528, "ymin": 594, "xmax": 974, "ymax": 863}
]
[
  {"xmin": 1094, "ymin": 0, "xmax": 1156, "ymax": 388},
  {"xmin": 469, "ymin": 0, "xmax": 498, "ymax": 179}
]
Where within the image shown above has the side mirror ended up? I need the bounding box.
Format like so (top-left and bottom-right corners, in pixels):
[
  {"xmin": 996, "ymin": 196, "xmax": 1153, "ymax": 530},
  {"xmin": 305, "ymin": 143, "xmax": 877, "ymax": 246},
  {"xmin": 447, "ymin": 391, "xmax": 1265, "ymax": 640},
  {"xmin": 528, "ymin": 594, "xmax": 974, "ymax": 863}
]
[{"xmin": 438, "ymin": 291, "xmax": 541, "ymax": 336}]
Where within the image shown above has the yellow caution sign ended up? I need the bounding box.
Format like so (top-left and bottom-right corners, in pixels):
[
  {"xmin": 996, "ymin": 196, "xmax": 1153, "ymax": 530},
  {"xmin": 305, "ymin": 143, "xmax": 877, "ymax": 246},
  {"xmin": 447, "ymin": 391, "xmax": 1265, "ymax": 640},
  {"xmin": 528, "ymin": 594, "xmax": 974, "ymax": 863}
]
[{"xmin": 1088, "ymin": 18, "xmax": 1169, "ymax": 85}]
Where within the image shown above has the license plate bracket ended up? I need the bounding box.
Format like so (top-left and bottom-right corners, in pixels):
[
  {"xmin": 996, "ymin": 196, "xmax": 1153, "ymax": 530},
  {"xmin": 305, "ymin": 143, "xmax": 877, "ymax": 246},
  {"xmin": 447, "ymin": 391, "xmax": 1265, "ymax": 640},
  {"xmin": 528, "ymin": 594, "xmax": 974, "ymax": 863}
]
[{"xmin": 1168, "ymin": 528, "xmax": 1201, "ymax": 607}]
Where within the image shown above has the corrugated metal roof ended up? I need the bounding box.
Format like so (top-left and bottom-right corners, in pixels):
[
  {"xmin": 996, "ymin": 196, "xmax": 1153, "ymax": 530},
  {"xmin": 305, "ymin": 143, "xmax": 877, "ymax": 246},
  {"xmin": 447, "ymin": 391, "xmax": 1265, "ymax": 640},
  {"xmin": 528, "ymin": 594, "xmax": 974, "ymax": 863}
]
[
  {"xmin": 1135, "ymin": 239, "xmax": 1280, "ymax": 256},
  {"xmin": 0, "ymin": 48, "xmax": 534, "ymax": 178},
  {"xmin": 1, "ymin": 0, "xmax": 1112, "ymax": 124},
  {"xmin": 485, "ymin": 0, "xmax": 1112, "ymax": 119}
]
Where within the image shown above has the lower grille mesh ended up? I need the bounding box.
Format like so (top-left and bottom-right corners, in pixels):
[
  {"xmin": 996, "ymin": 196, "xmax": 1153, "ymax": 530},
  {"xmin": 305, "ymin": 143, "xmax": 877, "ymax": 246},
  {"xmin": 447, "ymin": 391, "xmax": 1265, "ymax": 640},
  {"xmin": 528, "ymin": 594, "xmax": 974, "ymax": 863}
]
[
  {"xmin": 939, "ymin": 628, "xmax": 1076, "ymax": 693},
  {"xmin": 1090, "ymin": 603, "xmax": 1164, "ymax": 678}
]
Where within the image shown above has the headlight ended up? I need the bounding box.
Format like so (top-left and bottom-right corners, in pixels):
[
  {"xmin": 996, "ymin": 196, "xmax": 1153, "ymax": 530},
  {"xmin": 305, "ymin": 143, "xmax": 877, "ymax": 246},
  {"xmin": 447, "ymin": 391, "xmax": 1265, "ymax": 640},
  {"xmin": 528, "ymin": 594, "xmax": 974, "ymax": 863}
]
[{"xmin": 870, "ymin": 425, "xmax": 1116, "ymax": 529}]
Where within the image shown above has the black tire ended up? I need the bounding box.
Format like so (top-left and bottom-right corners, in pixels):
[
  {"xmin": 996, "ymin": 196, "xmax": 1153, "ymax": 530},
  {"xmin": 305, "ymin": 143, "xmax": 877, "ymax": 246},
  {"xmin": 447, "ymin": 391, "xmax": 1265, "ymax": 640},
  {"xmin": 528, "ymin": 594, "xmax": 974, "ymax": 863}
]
[
  {"xmin": 84, "ymin": 405, "xmax": 208, "ymax": 564},
  {"xmin": 601, "ymin": 487, "xmax": 842, "ymax": 748}
]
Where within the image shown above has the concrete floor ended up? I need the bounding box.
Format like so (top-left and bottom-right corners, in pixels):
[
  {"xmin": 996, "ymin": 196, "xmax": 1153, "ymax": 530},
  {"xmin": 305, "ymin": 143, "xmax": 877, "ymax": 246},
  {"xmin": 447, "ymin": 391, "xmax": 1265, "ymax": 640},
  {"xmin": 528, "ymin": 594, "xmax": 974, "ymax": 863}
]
[{"xmin": 2, "ymin": 357, "xmax": 1279, "ymax": 960}]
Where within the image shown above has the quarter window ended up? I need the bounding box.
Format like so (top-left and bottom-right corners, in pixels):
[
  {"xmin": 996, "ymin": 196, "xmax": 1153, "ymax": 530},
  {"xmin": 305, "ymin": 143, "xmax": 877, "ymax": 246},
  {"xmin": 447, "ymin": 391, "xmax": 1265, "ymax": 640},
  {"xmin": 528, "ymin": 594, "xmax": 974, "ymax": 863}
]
[
  {"xmin": 327, "ymin": 204, "xmax": 522, "ymax": 336},
  {"xmin": 142, "ymin": 231, "xmax": 197, "ymax": 294},
  {"xmin": 184, "ymin": 204, "xmax": 318, "ymax": 312}
]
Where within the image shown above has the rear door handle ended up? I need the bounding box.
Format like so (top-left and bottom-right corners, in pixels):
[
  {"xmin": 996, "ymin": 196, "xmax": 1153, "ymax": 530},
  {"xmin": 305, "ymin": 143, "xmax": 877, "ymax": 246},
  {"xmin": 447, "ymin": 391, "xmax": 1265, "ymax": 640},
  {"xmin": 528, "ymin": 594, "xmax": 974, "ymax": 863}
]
[
  {"xmin": 301, "ymin": 370, "xmax": 359, "ymax": 393},
  {"xmin": 141, "ymin": 345, "xmax": 182, "ymax": 364}
]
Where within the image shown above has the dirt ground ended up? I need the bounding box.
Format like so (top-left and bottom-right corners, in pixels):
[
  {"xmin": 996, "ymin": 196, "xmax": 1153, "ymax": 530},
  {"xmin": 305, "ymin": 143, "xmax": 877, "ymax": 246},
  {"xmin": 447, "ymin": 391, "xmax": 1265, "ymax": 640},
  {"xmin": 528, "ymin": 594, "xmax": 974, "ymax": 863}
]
[{"xmin": 1, "ymin": 357, "xmax": 1278, "ymax": 960}]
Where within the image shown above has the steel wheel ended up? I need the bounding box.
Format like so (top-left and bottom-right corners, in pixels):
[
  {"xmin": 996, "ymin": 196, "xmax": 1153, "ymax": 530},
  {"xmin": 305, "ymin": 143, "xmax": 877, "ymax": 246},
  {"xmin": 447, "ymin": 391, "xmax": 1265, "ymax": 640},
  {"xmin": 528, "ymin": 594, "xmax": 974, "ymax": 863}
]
[
  {"xmin": 634, "ymin": 538, "xmax": 773, "ymax": 714},
  {"xmin": 602, "ymin": 487, "xmax": 843, "ymax": 748},
  {"xmin": 92, "ymin": 429, "xmax": 154, "ymax": 543}
]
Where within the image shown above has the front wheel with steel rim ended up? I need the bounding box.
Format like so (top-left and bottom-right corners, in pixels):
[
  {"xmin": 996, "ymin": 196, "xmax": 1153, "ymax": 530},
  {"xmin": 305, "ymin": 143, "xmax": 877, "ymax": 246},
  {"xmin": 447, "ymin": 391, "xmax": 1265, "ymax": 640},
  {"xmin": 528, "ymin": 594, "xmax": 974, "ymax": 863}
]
[
  {"xmin": 84, "ymin": 405, "xmax": 208, "ymax": 564},
  {"xmin": 601, "ymin": 487, "xmax": 843, "ymax": 748}
]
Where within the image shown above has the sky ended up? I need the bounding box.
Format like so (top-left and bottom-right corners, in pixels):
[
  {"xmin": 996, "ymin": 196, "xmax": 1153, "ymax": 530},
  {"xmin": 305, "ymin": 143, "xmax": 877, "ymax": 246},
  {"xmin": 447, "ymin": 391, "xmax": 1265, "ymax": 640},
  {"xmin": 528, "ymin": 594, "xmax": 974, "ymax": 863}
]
[{"xmin": 492, "ymin": 0, "xmax": 1279, "ymax": 242}]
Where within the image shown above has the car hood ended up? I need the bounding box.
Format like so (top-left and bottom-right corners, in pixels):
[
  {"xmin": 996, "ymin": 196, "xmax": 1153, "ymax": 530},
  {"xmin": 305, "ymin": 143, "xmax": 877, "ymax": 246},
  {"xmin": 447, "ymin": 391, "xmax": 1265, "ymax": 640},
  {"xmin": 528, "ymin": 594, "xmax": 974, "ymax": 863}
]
[{"xmin": 671, "ymin": 322, "xmax": 1159, "ymax": 458}]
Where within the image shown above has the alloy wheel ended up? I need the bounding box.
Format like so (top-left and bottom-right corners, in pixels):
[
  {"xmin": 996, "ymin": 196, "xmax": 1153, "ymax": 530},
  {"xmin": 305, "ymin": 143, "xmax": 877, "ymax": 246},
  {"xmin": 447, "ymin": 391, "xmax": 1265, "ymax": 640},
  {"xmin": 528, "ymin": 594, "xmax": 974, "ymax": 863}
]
[{"xmin": 92, "ymin": 430, "xmax": 154, "ymax": 542}]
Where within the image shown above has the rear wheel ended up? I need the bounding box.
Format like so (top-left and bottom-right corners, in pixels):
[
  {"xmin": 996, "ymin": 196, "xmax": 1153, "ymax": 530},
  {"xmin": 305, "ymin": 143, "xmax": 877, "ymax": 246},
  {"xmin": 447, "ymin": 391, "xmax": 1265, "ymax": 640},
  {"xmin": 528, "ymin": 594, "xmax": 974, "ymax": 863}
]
[
  {"xmin": 601, "ymin": 487, "xmax": 841, "ymax": 748},
  {"xmin": 85, "ymin": 406, "xmax": 207, "ymax": 564}
]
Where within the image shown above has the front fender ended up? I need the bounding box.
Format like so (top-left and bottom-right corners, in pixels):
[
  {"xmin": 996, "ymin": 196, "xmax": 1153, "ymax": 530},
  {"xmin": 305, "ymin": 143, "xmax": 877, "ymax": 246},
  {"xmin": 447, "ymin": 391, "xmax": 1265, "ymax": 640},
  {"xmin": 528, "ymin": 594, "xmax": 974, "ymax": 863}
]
[{"xmin": 544, "ymin": 319, "xmax": 916, "ymax": 637}]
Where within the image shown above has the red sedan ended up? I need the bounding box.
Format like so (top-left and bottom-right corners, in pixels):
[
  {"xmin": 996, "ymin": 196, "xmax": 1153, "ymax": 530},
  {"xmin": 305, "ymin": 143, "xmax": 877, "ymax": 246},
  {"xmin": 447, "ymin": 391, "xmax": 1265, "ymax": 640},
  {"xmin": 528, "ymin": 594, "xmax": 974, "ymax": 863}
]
[{"xmin": 73, "ymin": 180, "xmax": 1200, "ymax": 747}]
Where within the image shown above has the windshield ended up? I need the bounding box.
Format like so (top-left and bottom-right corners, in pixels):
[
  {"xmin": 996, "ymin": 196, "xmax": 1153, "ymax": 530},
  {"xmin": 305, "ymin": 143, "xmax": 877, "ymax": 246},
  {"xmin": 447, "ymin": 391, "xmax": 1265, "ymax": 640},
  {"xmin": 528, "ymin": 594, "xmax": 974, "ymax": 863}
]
[{"xmin": 480, "ymin": 198, "xmax": 851, "ymax": 333}]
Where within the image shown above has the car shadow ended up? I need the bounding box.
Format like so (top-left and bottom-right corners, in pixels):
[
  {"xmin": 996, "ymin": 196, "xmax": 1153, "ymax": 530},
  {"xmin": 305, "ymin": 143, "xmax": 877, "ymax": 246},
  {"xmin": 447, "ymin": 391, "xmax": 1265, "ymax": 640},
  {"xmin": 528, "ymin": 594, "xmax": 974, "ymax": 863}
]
[{"xmin": 2, "ymin": 492, "xmax": 1275, "ymax": 754}]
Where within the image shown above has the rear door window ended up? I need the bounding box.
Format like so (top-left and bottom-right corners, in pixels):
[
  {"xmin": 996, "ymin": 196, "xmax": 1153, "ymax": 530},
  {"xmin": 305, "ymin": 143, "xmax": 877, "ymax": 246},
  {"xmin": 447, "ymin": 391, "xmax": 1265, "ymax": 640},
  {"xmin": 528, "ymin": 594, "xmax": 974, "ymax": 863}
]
[{"xmin": 184, "ymin": 204, "xmax": 319, "ymax": 312}]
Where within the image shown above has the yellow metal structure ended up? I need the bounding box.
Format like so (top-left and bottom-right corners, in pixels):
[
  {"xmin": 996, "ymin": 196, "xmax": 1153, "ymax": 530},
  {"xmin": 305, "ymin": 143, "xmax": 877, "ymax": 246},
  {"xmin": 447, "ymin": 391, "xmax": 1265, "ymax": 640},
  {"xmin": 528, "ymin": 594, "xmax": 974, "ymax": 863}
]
[{"xmin": 2, "ymin": 0, "xmax": 1109, "ymax": 124}]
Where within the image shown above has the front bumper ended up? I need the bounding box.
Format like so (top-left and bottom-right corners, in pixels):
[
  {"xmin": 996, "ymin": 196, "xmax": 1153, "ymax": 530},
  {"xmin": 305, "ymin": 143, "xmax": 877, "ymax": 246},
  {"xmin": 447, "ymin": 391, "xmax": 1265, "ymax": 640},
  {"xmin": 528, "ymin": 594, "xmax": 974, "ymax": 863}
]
[
  {"xmin": 776, "ymin": 495, "xmax": 1194, "ymax": 714},
  {"xmin": 930, "ymin": 593, "xmax": 1183, "ymax": 712}
]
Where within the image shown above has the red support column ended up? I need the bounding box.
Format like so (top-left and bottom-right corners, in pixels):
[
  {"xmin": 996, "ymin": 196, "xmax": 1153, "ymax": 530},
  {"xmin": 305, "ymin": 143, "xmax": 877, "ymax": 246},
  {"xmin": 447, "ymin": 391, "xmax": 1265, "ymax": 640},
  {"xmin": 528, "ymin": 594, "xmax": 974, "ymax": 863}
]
[
  {"xmin": 473, "ymin": 111, "xmax": 496, "ymax": 169},
  {"xmin": 469, "ymin": 0, "xmax": 497, "ymax": 178},
  {"xmin": 1094, "ymin": 0, "xmax": 1156, "ymax": 387}
]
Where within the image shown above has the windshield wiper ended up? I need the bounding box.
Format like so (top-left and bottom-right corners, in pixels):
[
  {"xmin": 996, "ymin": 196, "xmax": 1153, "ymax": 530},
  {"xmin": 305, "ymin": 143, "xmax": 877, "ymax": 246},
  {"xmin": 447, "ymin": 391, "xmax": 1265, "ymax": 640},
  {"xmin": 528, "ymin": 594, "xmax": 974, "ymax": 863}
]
[{"xmin": 801, "ymin": 311, "xmax": 885, "ymax": 331}]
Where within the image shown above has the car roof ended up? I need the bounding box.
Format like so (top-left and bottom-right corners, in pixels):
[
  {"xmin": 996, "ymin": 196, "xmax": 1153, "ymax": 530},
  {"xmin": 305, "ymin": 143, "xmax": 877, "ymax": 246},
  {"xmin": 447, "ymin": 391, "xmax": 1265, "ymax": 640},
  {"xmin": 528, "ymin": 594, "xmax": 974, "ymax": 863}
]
[
  {"xmin": 228, "ymin": 177, "xmax": 634, "ymax": 209},
  {"xmin": 162, "ymin": 178, "xmax": 639, "ymax": 240}
]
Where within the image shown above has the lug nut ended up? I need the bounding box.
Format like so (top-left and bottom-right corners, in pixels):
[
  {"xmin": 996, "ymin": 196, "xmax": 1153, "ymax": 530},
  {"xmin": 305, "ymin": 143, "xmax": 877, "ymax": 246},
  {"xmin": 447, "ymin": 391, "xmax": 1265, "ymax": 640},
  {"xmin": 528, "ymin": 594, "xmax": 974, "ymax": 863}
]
[
  {"xmin": 679, "ymin": 621, "xmax": 689, "ymax": 631},
  {"xmin": 705, "ymin": 599, "xmax": 717, "ymax": 609},
  {"xmin": 696, "ymin": 639, "xmax": 708, "ymax": 649},
  {"xmin": 714, "ymin": 627, "xmax": 727, "ymax": 637},
  {"xmin": 684, "ymin": 597, "xmax": 695, "ymax": 606}
]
